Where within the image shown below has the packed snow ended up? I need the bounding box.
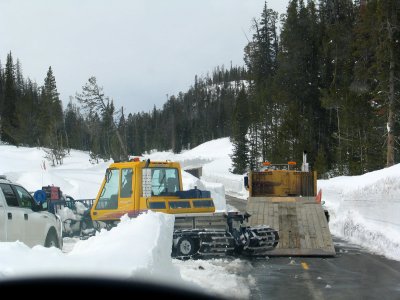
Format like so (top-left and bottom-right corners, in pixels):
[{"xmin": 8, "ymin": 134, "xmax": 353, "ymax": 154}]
[{"xmin": 1, "ymin": 136, "xmax": 400, "ymax": 298}]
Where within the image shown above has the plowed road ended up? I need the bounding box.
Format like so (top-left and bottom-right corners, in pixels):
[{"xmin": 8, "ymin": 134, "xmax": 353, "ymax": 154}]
[{"xmin": 226, "ymin": 196, "xmax": 400, "ymax": 300}]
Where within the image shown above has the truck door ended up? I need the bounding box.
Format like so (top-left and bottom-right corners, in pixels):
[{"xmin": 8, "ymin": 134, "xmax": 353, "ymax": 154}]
[
  {"xmin": 0, "ymin": 192, "xmax": 6, "ymax": 241},
  {"xmin": 0, "ymin": 183, "xmax": 25, "ymax": 243},
  {"xmin": 13, "ymin": 185, "xmax": 45, "ymax": 247},
  {"xmin": 119, "ymin": 168, "xmax": 134, "ymax": 211}
]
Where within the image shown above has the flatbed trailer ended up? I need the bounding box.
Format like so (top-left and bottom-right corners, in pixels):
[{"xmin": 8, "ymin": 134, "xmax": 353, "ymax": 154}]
[{"xmin": 245, "ymin": 158, "xmax": 335, "ymax": 257}]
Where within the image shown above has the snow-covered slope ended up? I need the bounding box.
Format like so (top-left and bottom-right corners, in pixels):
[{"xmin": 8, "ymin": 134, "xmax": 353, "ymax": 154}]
[
  {"xmin": 0, "ymin": 146, "xmax": 108, "ymax": 199},
  {"xmin": 144, "ymin": 137, "xmax": 248, "ymax": 200}
]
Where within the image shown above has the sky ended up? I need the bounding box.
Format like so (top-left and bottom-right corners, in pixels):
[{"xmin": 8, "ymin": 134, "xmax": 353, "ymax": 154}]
[{"xmin": 0, "ymin": 0, "xmax": 287, "ymax": 114}]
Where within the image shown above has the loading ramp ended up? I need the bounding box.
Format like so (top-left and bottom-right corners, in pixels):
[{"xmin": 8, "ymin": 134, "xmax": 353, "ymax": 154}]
[{"xmin": 246, "ymin": 196, "xmax": 335, "ymax": 256}]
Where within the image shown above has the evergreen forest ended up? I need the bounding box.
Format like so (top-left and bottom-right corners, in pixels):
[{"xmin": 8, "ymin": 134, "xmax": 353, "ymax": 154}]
[{"xmin": 0, "ymin": 0, "xmax": 399, "ymax": 177}]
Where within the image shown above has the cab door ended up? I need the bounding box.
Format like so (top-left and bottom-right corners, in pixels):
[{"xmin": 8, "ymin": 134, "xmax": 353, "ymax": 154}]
[
  {"xmin": 92, "ymin": 168, "xmax": 135, "ymax": 221},
  {"xmin": 0, "ymin": 193, "xmax": 6, "ymax": 241},
  {"xmin": 119, "ymin": 168, "xmax": 134, "ymax": 212},
  {"xmin": 13, "ymin": 185, "xmax": 46, "ymax": 247},
  {"xmin": 0, "ymin": 183, "xmax": 25, "ymax": 243}
]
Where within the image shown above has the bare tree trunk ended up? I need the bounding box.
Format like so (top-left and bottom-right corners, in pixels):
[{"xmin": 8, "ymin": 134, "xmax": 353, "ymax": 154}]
[
  {"xmin": 386, "ymin": 17, "xmax": 395, "ymax": 167},
  {"xmin": 77, "ymin": 77, "xmax": 128, "ymax": 160},
  {"xmin": 112, "ymin": 122, "xmax": 128, "ymax": 159}
]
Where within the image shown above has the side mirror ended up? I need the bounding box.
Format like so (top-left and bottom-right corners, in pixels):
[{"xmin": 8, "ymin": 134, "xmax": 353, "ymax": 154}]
[
  {"xmin": 321, "ymin": 200, "xmax": 325, "ymax": 205},
  {"xmin": 105, "ymin": 169, "xmax": 111, "ymax": 183},
  {"xmin": 41, "ymin": 201, "xmax": 48, "ymax": 211}
]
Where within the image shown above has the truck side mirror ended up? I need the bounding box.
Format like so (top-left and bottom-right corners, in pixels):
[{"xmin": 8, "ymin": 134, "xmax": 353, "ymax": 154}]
[
  {"xmin": 41, "ymin": 201, "xmax": 48, "ymax": 211},
  {"xmin": 105, "ymin": 169, "xmax": 111, "ymax": 183}
]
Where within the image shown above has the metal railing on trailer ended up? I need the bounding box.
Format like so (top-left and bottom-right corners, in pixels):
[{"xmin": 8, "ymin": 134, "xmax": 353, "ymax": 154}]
[{"xmin": 49, "ymin": 199, "xmax": 95, "ymax": 214}]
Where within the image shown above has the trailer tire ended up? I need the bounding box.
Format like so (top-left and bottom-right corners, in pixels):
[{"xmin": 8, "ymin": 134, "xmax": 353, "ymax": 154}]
[
  {"xmin": 176, "ymin": 237, "xmax": 196, "ymax": 257},
  {"xmin": 45, "ymin": 229, "xmax": 59, "ymax": 248}
]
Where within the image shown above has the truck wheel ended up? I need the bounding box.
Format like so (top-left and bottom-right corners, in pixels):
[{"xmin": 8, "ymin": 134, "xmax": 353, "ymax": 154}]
[
  {"xmin": 45, "ymin": 231, "xmax": 60, "ymax": 248},
  {"xmin": 176, "ymin": 237, "xmax": 195, "ymax": 256}
]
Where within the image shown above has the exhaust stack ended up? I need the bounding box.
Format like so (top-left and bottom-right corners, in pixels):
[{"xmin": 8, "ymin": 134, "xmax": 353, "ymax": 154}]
[{"xmin": 301, "ymin": 151, "xmax": 309, "ymax": 172}]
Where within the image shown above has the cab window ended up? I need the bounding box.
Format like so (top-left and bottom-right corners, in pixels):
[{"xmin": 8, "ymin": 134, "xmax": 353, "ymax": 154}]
[
  {"xmin": 14, "ymin": 185, "xmax": 34, "ymax": 209},
  {"xmin": 0, "ymin": 183, "xmax": 19, "ymax": 207},
  {"xmin": 151, "ymin": 168, "xmax": 179, "ymax": 196},
  {"xmin": 96, "ymin": 169, "xmax": 119, "ymax": 210},
  {"xmin": 120, "ymin": 168, "xmax": 133, "ymax": 198}
]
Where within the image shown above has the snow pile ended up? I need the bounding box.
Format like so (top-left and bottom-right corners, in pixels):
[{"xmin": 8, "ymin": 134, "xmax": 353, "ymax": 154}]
[
  {"xmin": 319, "ymin": 165, "xmax": 400, "ymax": 261},
  {"xmin": 68, "ymin": 212, "xmax": 179, "ymax": 281},
  {"xmin": 0, "ymin": 212, "xmax": 180, "ymax": 282},
  {"xmin": 0, "ymin": 210, "xmax": 253, "ymax": 298}
]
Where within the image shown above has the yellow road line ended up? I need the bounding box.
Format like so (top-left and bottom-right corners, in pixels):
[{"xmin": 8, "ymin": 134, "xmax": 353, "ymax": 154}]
[{"xmin": 301, "ymin": 262, "xmax": 309, "ymax": 270}]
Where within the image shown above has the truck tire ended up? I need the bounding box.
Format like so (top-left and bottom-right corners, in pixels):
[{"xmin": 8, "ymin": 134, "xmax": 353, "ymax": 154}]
[
  {"xmin": 176, "ymin": 237, "xmax": 196, "ymax": 257},
  {"xmin": 45, "ymin": 230, "xmax": 60, "ymax": 248}
]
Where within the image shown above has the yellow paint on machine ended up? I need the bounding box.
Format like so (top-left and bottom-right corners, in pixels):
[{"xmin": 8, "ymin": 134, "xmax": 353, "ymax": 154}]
[
  {"xmin": 301, "ymin": 262, "xmax": 309, "ymax": 270},
  {"xmin": 91, "ymin": 160, "xmax": 215, "ymax": 222}
]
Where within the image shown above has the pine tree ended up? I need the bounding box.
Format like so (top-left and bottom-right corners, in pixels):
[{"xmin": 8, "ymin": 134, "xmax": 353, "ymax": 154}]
[
  {"xmin": 244, "ymin": 1, "xmax": 280, "ymax": 166},
  {"xmin": 351, "ymin": 0, "xmax": 400, "ymax": 171},
  {"xmin": 231, "ymin": 87, "xmax": 250, "ymax": 174},
  {"xmin": 1, "ymin": 52, "xmax": 18, "ymax": 144},
  {"xmin": 38, "ymin": 67, "xmax": 63, "ymax": 147},
  {"xmin": 39, "ymin": 67, "xmax": 66, "ymax": 163},
  {"xmin": 374, "ymin": 0, "xmax": 400, "ymax": 167}
]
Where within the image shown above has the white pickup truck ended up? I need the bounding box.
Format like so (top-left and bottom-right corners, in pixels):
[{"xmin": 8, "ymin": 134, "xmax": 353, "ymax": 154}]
[{"xmin": 0, "ymin": 176, "xmax": 63, "ymax": 248}]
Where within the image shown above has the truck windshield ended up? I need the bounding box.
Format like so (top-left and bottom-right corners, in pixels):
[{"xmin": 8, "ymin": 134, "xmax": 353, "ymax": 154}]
[
  {"xmin": 96, "ymin": 169, "xmax": 119, "ymax": 210},
  {"xmin": 151, "ymin": 168, "xmax": 179, "ymax": 196}
]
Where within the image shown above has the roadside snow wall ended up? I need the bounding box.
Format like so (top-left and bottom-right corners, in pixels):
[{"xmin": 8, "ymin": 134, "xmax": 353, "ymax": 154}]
[{"xmin": 319, "ymin": 164, "xmax": 400, "ymax": 261}]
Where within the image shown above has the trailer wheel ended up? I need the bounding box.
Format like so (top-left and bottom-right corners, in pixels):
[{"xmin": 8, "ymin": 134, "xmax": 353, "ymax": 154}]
[{"xmin": 176, "ymin": 237, "xmax": 196, "ymax": 256}]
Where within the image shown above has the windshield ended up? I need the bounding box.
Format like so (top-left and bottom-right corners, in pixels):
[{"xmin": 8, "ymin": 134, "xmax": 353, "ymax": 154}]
[{"xmin": 95, "ymin": 169, "xmax": 119, "ymax": 210}]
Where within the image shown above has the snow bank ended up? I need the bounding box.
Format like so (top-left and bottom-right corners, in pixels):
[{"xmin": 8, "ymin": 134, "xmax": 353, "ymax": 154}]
[
  {"xmin": 0, "ymin": 212, "xmax": 180, "ymax": 283},
  {"xmin": 319, "ymin": 164, "xmax": 400, "ymax": 261},
  {"xmin": 145, "ymin": 137, "xmax": 248, "ymax": 202},
  {"xmin": 0, "ymin": 210, "xmax": 254, "ymax": 298},
  {"xmin": 182, "ymin": 170, "xmax": 226, "ymax": 211}
]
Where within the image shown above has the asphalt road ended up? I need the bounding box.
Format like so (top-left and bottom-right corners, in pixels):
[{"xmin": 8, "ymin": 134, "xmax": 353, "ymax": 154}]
[{"xmin": 226, "ymin": 195, "xmax": 400, "ymax": 300}]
